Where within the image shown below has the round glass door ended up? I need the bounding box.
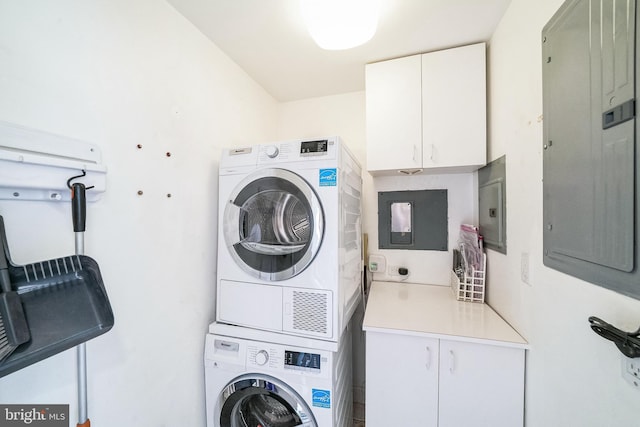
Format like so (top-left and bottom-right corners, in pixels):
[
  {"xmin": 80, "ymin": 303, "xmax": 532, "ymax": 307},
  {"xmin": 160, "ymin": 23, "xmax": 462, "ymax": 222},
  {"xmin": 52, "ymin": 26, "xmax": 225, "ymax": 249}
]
[
  {"xmin": 223, "ymin": 168, "xmax": 324, "ymax": 281},
  {"xmin": 218, "ymin": 374, "xmax": 316, "ymax": 427}
]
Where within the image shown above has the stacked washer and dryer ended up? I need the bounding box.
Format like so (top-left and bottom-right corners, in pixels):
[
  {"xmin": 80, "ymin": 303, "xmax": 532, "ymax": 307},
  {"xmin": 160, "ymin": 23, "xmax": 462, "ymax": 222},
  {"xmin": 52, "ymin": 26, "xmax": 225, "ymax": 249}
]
[{"xmin": 205, "ymin": 137, "xmax": 363, "ymax": 427}]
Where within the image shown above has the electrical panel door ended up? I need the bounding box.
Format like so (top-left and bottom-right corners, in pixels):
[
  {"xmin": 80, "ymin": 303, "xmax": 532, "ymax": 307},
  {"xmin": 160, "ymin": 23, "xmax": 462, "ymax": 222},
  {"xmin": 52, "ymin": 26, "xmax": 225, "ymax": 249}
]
[{"xmin": 543, "ymin": 0, "xmax": 639, "ymax": 298}]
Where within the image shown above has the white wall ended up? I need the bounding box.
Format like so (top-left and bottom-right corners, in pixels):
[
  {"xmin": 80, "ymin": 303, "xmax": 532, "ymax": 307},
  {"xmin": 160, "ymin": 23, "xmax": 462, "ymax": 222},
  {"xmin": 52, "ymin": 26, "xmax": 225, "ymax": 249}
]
[
  {"xmin": 365, "ymin": 173, "xmax": 476, "ymax": 285},
  {"xmin": 0, "ymin": 1, "xmax": 277, "ymax": 425},
  {"xmin": 488, "ymin": 1, "xmax": 640, "ymax": 425}
]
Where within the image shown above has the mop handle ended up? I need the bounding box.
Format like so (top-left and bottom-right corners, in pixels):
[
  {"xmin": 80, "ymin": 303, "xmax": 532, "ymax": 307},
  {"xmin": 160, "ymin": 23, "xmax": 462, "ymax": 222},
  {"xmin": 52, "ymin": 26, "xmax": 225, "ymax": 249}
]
[
  {"xmin": 71, "ymin": 183, "xmax": 86, "ymax": 234},
  {"xmin": 72, "ymin": 182, "xmax": 90, "ymax": 427}
]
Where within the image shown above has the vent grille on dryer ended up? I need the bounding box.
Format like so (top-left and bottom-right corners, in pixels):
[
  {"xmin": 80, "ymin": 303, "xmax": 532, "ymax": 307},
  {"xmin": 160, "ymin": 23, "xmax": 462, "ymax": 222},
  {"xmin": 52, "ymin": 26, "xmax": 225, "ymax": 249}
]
[{"xmin": 292, "ymin": 291, "xmax": 328, "ymax": 334}]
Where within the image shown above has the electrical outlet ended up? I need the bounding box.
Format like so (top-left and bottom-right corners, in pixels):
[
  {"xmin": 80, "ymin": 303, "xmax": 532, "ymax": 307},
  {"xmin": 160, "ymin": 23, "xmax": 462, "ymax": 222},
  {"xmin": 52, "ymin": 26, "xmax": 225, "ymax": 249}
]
[
  {"xmin": 387, "ymin": 265, "xmax": 401, "ymax": 276},
  {"xmin": 521, "ymin": 252, "xmax": 531, "ymax": 285},
  {"xmin": 621, "ymin": 355, "xmax": 640, "ymax": 390},
  {"xmin": 387, "ymin": 265, "xmax": 408, "ymax": 277}
]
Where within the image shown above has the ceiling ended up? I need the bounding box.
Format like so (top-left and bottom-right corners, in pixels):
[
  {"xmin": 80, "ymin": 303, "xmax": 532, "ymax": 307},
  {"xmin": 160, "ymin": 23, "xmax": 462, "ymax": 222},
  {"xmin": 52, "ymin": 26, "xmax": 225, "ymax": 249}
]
[{"xmin": 166, "ymin": 0, "xmax": 512, "ymax": 102}]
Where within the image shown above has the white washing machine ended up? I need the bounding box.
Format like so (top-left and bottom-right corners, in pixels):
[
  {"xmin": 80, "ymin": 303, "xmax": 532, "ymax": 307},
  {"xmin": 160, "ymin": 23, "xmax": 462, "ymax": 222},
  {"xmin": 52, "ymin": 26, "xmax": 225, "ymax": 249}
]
[
  {"xmin": 204, "ymin": 323, "xmax": 353, "ymax": 427},
  {"xmin": 216, "ymin": 136, "xmax": 362, "ymax": 341}
]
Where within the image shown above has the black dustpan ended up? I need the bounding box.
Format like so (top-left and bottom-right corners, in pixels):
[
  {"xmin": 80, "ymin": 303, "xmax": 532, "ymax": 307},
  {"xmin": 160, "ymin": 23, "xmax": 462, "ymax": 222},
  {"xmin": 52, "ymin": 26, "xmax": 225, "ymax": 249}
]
[{"xmin": 0, "ymin": 218, "xmax": 114, "ymax": 378}]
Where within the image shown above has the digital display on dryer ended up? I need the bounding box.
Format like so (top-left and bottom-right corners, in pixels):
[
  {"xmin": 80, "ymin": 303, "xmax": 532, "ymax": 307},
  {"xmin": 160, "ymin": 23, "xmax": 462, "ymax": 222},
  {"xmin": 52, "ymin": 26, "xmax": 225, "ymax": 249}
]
[
  {"xmin": 300, "ymin": 139, "xmax": 328, "ymax": 154},
  {"xmin": 285, "ymin": 351, "xmax": 321, "ymax": 370}
]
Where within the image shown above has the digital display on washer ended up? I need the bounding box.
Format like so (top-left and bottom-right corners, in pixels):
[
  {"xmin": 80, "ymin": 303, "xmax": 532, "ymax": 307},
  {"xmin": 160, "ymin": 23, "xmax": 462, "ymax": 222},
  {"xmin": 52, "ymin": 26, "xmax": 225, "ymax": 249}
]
[
  {"xmin": 300, "ymin": 139, "xmax": 328, "ymax": 154},
  {"xmin": 284, "ymin": 350, "xmax": 321, "ymax": 370}
]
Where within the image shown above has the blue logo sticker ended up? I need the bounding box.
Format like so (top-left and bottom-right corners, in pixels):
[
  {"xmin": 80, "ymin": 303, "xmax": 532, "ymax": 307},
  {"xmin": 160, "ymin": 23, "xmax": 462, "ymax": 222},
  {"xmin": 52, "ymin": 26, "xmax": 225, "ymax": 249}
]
[
  {"xmin": 312, "ymin": 389, "xmax": 331, "ymax": 408},
  {"xmin": 319, "ymin": 168, "xmax": 337, "ymax": 187}
]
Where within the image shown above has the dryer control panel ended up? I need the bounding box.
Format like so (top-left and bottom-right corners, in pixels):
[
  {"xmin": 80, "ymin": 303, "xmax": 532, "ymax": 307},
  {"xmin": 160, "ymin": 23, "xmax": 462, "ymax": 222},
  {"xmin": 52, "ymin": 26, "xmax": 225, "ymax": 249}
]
[
  {"xmin": 300, "ymin": 139, "xmax": 328, "ymax": 156},
  {"xmin": 255, "ymin": 136, "xmax": 339, "ymax": 164}
]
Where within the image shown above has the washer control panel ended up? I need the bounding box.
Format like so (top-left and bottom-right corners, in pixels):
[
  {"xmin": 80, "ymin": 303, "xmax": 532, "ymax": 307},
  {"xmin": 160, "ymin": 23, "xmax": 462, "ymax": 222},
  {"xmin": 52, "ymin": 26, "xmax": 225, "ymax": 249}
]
[
  {"xmin": 254, "ymin": 349, "xmax": 269, "ymax": 366},
  {"xmin": 247, "ymin": 345, "xmax": 280, "ymax": 370},
  {"xmin": 206, "ymin": 334, "xmax": 332, "ymax": 379},
  {"xmin": 284, "ymin": 350, "xmax": 321, "ymax": 372},
  {"xmin": 246, "ymin": 344, "xmax": 327, "ymax": 376}
]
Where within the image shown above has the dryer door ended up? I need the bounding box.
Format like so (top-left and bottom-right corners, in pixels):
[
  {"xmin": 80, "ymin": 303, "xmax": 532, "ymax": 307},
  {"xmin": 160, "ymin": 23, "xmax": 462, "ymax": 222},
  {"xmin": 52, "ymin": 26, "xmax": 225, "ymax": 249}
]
[
  {"xmin": 223, "ymin": 168, "xmax": 324, "ymax": 281},
  {"xmin": 217, "ymin": 374, "xmax": 317, "ymax": 427}
]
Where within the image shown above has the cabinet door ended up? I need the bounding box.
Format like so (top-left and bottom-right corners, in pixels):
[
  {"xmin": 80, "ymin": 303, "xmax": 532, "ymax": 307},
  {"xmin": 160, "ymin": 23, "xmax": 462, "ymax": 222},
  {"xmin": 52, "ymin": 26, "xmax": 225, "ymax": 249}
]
[
  {"xmin": 422, "ymin": 43, "xmax": 486, "ymax": 172},
  {"xmin": 365, "ymin": 332, "xmax": 439, "ymax": 427},
  {"xmin": 366, "ymin": 55, "xmax": 422, "ymax": 173},
  {"xmin": 438, "ymin": 340, "xmax": 524, "ymax": 427}
]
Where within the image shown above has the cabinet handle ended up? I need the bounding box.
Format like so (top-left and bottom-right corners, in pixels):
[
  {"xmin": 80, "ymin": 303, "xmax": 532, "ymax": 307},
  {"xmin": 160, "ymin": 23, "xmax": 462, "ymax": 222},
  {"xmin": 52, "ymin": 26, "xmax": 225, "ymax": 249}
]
[
  {"xmin": 425, "ymin": 346, "xmax": 431, "ymax": 370},
  {"xmin": 449, "ymin": 349, "xmax": 455, "ymax": 373},
  {"xmin": 413, "ymin": 145, "xmax": 419, "ymax": 164},
  {"xmin": 430, "ymin": 143, "xmax": 435, "ymax": 161}
]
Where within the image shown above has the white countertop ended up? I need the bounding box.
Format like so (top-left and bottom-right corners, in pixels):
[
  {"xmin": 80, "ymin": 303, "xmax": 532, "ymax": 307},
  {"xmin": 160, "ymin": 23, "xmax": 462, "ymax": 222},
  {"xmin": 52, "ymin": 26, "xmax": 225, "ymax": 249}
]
[{"xmin": 363, "ymin": 281, "xmax": 528, "ymax": 349}]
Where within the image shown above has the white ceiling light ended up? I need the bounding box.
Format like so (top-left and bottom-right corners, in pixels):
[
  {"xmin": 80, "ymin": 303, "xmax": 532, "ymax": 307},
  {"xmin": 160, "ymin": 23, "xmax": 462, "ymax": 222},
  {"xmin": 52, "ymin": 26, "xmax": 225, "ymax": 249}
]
[{"xmin": 300, "ymin": 0, "xmax": 380, "ymax": 50}]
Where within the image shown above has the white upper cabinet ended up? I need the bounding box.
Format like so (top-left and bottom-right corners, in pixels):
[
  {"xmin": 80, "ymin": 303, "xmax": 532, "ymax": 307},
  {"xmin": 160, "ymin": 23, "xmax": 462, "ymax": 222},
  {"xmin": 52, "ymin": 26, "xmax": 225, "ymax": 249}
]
[
  {"xmin": 366, "ymin": 43, "xmax": 487, "ymax": 175},
  {"xmin": 422, "ymin": 43, "xmax": 486, "ymax": 171},
  {"xmin": 366, "ymin": 54, "xmax": 422, "ymax": 173}
]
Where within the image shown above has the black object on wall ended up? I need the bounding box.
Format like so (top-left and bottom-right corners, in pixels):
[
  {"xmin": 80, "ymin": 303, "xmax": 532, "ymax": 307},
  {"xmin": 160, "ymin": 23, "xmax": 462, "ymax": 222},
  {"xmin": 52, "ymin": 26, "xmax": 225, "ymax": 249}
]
[{"xmin": 589, "ymin": 316, "xmax": 640, "ymax": 359}]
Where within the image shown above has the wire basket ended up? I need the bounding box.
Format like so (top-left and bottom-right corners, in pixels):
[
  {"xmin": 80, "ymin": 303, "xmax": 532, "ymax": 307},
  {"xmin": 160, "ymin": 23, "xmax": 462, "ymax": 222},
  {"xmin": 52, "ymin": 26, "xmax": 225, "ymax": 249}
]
[{"xmin": 450, "ymin": 253, "xmax": 486, "ymax": 303}]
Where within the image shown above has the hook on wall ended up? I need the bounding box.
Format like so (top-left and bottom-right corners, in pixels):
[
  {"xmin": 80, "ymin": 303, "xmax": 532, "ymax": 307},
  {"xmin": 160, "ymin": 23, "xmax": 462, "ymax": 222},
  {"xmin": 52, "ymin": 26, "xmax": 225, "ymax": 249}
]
[{"xmin": 66, "ymin": 170, "xmax": 95, "ymax": 190}]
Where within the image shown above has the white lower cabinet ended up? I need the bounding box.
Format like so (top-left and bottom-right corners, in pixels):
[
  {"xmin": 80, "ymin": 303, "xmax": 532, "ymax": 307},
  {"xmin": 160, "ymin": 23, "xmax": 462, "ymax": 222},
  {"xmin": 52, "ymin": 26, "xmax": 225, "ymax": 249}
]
[
  {"xmin": 366, "ymin": 332, "xmax": 439, "ymax": 427},
  {"xmin": 366, "ymin": 332, "xmax": 525, "ymax": 427}
]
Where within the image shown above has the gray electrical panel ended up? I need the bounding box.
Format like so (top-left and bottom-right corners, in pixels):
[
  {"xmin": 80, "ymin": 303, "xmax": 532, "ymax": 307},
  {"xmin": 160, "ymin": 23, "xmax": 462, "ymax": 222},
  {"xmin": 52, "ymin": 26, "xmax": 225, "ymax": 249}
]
[
  {"xmin": 542, "ymin": 0, "xmax": 640, "ymax": 299},
  {"xmin": 378, "ymin": 190, "xmax": 448, "ymax": 251},
  {"xmin": 478, "ymin": 156, "xmax": 506, "ymax": 254}
]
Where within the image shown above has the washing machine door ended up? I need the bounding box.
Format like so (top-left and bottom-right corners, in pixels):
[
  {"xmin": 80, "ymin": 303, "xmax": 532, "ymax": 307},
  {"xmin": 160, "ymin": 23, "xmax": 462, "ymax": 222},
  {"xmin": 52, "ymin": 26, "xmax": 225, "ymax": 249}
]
[
  {"xmin": 217, "ymin": 374, "xmax": 317, "ymax": 427},
  {"xmin": 223, "ymin": 168, "xmax": 324, "ymax": 281}
]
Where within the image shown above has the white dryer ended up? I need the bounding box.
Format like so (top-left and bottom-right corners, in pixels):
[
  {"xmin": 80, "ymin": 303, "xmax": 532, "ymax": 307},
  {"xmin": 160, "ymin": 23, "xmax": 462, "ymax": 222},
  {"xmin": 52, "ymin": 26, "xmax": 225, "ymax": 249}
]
[
  {"xmin": 216, "ymin": 137, "xmax": 362, "ymax": 341},
  {"xmin": 204, "ymin": 323, "xmax": 353, "ymax": 427}
]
